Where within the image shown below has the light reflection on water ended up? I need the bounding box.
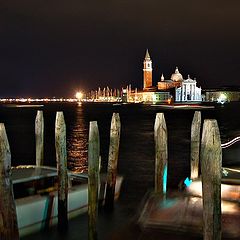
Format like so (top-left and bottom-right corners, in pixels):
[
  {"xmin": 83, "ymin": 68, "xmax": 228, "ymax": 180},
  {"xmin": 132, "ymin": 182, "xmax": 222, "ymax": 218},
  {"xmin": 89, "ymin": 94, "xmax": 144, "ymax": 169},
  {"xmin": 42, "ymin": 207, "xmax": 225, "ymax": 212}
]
[
  {"xmin": 67, "ymin": 105, "xmax": 88, "ymax": 173},
  {"xmin": 64, "ymin": 103, "xmax": 240, "ymax": 178}
]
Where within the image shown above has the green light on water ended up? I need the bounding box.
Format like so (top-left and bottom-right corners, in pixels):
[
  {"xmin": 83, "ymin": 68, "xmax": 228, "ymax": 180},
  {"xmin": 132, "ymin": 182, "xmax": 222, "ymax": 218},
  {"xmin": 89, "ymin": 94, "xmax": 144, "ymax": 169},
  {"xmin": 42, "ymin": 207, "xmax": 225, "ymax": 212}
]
[
  {"xmin": 163, "ymin": 165, "xmax": 167, "ymax": 193},
  {"xmin": 159, "ymin": 198, "xmax": 178, "ymax": 209}
]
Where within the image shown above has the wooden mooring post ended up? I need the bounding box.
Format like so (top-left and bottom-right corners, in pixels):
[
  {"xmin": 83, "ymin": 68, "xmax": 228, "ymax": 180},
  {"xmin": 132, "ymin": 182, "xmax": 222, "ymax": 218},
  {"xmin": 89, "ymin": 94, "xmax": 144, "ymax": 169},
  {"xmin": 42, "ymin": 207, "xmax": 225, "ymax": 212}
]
[
  {"xmin": 55, "ymin": 112, "xmax": 68, "ymax": 232},
  {"xmin": 154, "ymin": 113, "xmax": 168, "ymax": 197},
  {"xmin": 0, "ymin": 123, "xmax": 19, "ymax": 240},
  {"xmin": 88, "ymin": 121, "xmax": 100, "ymax": 240},
  {"xmin": 190, "ymin": 111, "xmax": 201, "ymax": 180},
  {"xmin": 35, "ymin": 110, "xmax": 44, "ymax": 167},
  {"xmin": 105, "ymin": 113, "xmax": 121, "ymax": 210},
  {"xmin": 201, "ymin": 119, "xmax": 222, "ymax": 240}
]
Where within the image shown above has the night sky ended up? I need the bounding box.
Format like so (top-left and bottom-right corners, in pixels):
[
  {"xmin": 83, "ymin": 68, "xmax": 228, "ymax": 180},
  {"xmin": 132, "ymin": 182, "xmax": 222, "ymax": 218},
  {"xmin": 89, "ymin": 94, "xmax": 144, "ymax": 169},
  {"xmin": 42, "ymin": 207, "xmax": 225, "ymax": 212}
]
[{"xmin": 1, "ymin": 1, "xmax": 240, "ymax": 97}]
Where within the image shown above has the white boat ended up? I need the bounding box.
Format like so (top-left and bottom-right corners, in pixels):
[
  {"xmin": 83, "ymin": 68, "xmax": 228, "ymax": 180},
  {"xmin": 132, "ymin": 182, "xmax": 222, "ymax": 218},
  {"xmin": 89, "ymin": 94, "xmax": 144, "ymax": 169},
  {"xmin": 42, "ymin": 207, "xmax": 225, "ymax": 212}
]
[{"xmin": 12, "ymin": 165, "xmax": 123, "ymax": 237}]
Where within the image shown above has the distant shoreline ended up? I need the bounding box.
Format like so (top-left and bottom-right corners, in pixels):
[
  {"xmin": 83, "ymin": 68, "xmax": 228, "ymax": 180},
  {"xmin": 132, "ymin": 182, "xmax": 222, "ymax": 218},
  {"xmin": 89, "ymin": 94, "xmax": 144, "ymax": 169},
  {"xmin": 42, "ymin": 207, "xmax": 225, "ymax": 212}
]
[
  {"xmin": 150, "ymin": 104, "xmax": 215, "ymax": 109},
  {"xmin": 2, "ymin": 104, "xmax": 44, "ymax": 108}
]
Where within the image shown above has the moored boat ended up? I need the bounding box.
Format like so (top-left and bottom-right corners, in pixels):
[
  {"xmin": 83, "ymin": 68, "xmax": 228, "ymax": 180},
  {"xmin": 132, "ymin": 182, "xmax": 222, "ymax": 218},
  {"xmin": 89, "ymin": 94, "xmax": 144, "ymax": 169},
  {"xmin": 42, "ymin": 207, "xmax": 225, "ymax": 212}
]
[{"xmin": 12, "ymin": 165, "xmax": 123, "ymax": 237}]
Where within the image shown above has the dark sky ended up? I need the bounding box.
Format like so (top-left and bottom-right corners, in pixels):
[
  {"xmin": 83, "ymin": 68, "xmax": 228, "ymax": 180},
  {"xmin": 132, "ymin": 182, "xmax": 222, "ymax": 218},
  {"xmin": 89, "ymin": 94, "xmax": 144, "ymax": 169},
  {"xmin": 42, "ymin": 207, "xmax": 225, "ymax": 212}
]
[{"xmin": 1, "ymin": 0, "xmax": 240, "ymax": 97}]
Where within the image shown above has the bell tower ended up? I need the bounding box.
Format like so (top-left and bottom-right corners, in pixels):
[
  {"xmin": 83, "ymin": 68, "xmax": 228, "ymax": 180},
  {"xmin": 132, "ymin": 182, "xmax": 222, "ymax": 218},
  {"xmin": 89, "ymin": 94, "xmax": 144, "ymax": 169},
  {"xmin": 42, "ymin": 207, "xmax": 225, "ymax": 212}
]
[{"xmin": 143, "ymin": 49, "xmax": 152, "ymax": 90}]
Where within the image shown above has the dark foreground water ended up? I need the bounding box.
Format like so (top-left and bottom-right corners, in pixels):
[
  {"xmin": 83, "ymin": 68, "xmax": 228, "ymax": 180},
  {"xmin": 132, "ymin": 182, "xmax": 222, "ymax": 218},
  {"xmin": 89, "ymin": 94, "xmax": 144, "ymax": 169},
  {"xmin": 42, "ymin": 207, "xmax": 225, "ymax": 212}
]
[{"xmin": 0, "ymin": 102, "xmax": 240, "ymax": 239}]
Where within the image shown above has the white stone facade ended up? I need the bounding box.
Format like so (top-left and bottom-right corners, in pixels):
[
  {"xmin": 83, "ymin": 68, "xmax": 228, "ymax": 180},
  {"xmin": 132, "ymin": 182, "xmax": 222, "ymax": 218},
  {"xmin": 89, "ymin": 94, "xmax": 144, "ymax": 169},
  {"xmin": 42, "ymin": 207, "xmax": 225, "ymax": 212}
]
[{"xmin": 175, "ymin": 76, "xmax": 202, "ymax": 102}]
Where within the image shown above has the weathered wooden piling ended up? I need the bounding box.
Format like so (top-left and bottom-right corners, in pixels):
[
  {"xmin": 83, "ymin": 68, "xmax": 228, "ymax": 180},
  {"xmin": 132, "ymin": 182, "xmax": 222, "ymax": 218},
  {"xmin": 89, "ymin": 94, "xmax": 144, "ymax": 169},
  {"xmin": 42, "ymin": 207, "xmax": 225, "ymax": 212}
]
[
  {"xmin": 98, "ymin": 156, "xmax": 104, "ymax": 204},
  {"xmin": 55, "ymin": 112, "xmax": 68, "ymax": 231},
  {"xmin": 190, "ymin": 111, "xmax": 201, "ymax": 180},
  {"xmin": 98, "ymin": 155, "xmax": 102, "ymax": 195},
  {"xmin": 105, "ymin": 113, "xmax": 121, "ymax": 210},
  {"xmin": 154, "ymin": 113, "xmax": 168, "ymax": 197},
  {"xmin": 88, "ymin": 121, "xmax": 100, "ymax": 240},
  {"xmin": 201, "ymin": 119, "xmax": 222, "ymax": 240},
  {"xmin": 0, "ymin": 123, "xmax": 19, "ymax": 240},
  {"xmin": 35, "ymin": 110, "xmax": 44, "ymax": 167}
]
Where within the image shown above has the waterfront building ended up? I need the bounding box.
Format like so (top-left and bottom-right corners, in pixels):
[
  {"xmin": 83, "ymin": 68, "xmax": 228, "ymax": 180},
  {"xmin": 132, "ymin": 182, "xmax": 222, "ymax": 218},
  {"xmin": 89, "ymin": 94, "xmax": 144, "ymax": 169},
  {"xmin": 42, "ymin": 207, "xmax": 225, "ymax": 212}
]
[
  {"xmin": 86, "ymin": 49, "xmax": 202, "ymax": 103},
  {"xmin": 204, "ymin": 87, "xmax": 240, "ymax": 102},
  {"xmin": 157, "ymin": 68, "xmax": 182, "ymax": 90},
  {"xmin": 126, "ymin": 86, "xmax": 170, "ymax": 103},
  {"xmin": 138, "ymin": 49, "xmax": 202, "ymax": 103},
  {"xmin": 175, "ymin": 75, "xmax": 202, "ymax": 102},
  {"xmin": 129, "ymin": 50, "xmax": 171, "ymax": 103}
]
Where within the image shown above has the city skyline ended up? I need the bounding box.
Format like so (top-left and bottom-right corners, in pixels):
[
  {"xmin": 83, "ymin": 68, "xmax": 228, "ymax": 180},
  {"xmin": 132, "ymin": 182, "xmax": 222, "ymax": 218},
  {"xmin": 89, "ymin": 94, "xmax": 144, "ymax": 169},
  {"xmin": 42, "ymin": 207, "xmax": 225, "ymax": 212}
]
[{"xmin": 1, "ymin": 1, "xmax": 240, "ymax": 97}]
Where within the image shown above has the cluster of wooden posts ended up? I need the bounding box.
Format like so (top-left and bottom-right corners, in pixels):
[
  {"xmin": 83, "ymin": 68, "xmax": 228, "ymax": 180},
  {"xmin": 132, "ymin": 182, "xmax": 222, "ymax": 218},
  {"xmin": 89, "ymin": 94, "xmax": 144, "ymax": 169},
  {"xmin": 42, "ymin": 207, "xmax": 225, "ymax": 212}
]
[
  {"xmin": 88, "ymin": 113, "xmax": 121, "ymax": 240},
  {"xmin": 0, "ymin": 110, "xmax": 121, "ymax": 240},
  {"xmin": 0, "ymin": 109, "xmax": 222, "ymax": 239},
  {"xmin": 154, "ymin": 111, "xmax": 222, "ymax": 240}
]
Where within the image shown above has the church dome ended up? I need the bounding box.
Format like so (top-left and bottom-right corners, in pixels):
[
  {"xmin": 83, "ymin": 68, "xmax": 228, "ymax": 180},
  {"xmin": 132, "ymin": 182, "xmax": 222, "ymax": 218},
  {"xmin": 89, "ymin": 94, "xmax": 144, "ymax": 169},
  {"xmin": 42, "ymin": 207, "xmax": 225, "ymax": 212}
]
[{"xmin": 171, "ymin": 67, "xmax": 183, "ymax": 82}]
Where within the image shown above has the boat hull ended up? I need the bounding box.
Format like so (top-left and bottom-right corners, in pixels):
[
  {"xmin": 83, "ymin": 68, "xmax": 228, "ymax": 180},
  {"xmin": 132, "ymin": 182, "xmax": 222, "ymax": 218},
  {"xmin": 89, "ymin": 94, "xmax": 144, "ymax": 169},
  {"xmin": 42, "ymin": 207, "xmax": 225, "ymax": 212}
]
[{"xmin": 16, "ymin": 176, "xmax": 123, "ymax": 237}]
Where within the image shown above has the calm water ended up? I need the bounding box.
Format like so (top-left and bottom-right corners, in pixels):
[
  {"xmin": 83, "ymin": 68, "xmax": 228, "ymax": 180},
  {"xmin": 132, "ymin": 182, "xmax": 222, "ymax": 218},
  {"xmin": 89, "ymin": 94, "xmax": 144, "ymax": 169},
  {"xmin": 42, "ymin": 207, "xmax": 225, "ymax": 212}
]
[{"xmin": 1, "ymin": 102, "xmax": 240, "ymax": 239}]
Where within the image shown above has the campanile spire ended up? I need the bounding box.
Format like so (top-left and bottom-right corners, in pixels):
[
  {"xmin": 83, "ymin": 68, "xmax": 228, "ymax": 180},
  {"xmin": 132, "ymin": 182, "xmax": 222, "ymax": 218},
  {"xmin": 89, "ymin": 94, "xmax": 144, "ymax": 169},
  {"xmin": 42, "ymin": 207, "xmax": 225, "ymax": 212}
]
[{"xmin": 143, "ymin": 49, "xmax": 152, "ymax": 89}]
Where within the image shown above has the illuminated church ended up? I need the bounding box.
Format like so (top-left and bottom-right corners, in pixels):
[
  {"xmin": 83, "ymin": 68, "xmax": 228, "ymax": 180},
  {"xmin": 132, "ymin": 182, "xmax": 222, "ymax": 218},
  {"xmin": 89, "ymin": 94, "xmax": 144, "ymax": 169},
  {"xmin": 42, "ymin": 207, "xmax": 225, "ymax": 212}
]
[{"xmin": 141, "ymin": 49, "xmax": 202, "ymax": 102}]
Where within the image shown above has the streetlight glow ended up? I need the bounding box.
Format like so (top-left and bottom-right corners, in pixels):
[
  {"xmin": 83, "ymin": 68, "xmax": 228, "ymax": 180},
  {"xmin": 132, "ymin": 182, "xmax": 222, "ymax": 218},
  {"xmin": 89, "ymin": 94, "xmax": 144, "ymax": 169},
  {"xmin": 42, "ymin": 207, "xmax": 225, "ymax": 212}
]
[{"xmin": 75, "ymin": 91, "xmax": 83, "ymax": 100}]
